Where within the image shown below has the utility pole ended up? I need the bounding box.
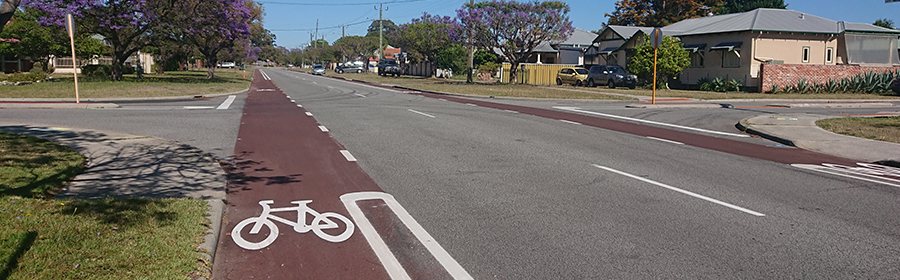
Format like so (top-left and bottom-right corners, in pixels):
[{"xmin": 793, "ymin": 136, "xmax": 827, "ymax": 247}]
[
  {"xmin": 466, "ymin": 0, "xmax": 474, "ymax": 83},
  {"xmin": 315, "ymin": 18, "xmax": 319, "ymax": 48},
  {"xmin": 375, "ymin": 4, "xmax": 387, "ymax": 60}
]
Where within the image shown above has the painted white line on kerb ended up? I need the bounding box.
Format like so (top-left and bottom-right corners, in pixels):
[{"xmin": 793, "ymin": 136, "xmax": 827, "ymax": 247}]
[
  {"xmin": 340, "ymin": 150, "xmax": 357, "ymax": 162},
  {"xmin": 646, "ymin": 136, "xmax": 684, "ymax": 145},
  {"xmin": 592, "ymin": 164, "xmax": 765, "ymax": 217},
  {"xmin": 341, "ymin": 192, "xmax": 474, "ymax": 280},
  {"xmin": 216, "ymin": 95, "xmax": 236, "ymax": 110},
  {"xmin": 407, "ymin": 109, "xmax": 436, "ymax": 118},
  {"xmin": 554, "ymin": 107, "xmax": 750, "ymax": 138},
  {"xmin": 305, "ymin": 112, "xmax": 313, "ymax": 117},
  {"xmin": 355, "ymin": 93, "xmax": 367, "ymax": 98},
  {"xmin": 183, "ymin": 106, "xmax": 214, "ymax": 110},
  {"xmin": 318, "ymin": 126, "xmax": 329, "ymax": 132},
  {"xmin": 504, "ymin": 110, "xmax": 519, "ymax": 114},
  {"xmin": 560, "ymin": 120, "xmax": 582, "ymax": 125}
]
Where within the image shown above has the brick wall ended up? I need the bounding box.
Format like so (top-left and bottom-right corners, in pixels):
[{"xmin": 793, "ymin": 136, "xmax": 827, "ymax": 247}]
[{"xmin": 761, "ymin": 64, "xmax": 900, "ymax": 92}]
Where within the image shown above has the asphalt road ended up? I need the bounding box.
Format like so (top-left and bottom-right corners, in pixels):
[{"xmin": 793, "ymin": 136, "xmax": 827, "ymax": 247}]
[
  {"xmin": 261, "ymin": 69, "xmax": 900, "ymax": 278},
  {"xmin": 4, "ymin": 69, "xmax": 900, "ymax": 278}
]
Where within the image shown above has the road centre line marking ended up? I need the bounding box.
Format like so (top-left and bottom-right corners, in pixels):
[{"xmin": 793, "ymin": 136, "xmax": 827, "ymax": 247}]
[
  {"xmin": 592, "ymin": 164, "xmax": 766, "ymax": 216},
  {"xmin": 646, "ymin": 136, "xmax": 684, "ymax": 145},
  {"xmin": 319, "ymin": 126, "xmax": 329, "ymax": 132},
  {"xmin": 340, "ymin": 150, "xmax": 357, "ymax": 162},
  {"xmin": 305, "ymin": 112, "xmax": 313, "ymax": 117},
  {"xmin": 340, "ymin": 192, "xmax": 474, "ymax": 280},
  {"xmin": 183, "ymin": 106, "xmax": 215, "ymax": 110},
  {"xmin": 559, "ymin": 120, "xmax": 582, "ymax": 125},
  {"xmin": 407, "ymin": 109, "xmax": 436, "ymax": 118},
  {"xmin": 216, "ymin": 95, "xmax": 236, "ymax": 110},
  {"xmin": 553, "ymin": 107, "xmax": 750, "ymax": 138}
]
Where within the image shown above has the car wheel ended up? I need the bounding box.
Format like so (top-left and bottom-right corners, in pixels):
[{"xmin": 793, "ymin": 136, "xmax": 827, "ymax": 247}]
[
  {"xmin": 556, "ymin": 78, "xmax": 562, "ymax": 85},
  {"xmin": 587, "ymin": 79, "xmax": 595, "ymax": 87},
  {"xmin": 608, "ymin": 80, "xmax": 616, "ymax": 89},
  {"xmin": 337, "ymin": 70, "xmax": 343, "ymax": 74},
  {"xmin": 357, "ymin": 69, "xmax": 362, "ymax": 73},
  {"xmin": 629, "ymin": 84, "xmax": 636, "ymax": 89},
  {"xmin": 576, "ymin": 80, "xmax": 582, "ymax": 87}
]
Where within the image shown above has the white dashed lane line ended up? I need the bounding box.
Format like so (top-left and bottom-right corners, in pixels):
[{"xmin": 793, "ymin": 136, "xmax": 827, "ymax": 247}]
[{"xmin": 407, "ymin": 109, "xmax": 436, "ymax": 118}]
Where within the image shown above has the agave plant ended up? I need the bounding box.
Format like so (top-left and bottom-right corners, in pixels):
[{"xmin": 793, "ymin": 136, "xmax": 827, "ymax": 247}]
[
  {"xmin": 769, "ymin": 84, "xmax": 779, "ymax": 94},
  {"xmin": 710, "ymin": 77, "xmax": 727, "ymax": 92},
  {"xmin": 825, "ymin": 78, "xmax": 839, "ymax": 93},
  {"xmin": 728, "ymin": 79, "xmax": 743, "ymax": 92},
  {"xmin": 796, "ymin": 79, "xmax": 810, "ymax": 93}
]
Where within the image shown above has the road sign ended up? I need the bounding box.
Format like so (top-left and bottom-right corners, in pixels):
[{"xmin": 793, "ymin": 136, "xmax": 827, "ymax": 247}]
[{"xmin": 650, "ymin": 28, "xmax": 663, "ymax": 49}]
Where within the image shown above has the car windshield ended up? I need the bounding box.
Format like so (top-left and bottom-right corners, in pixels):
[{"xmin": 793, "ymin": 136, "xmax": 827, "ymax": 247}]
[
  {"xmin": 313, "ymin": 65, "xmax": 323, "ymax": 69},
  {"xmin": 608, "ymin": 67, "xmax": 624, "ymax": 74},
  {"xmin": 575, "ymin": 69, "xmax": 588, "ymax": 74}
]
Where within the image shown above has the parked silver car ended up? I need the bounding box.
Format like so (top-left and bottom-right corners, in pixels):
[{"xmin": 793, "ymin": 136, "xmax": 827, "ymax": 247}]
[
  {"xmin": 587, "ymin": 65, "xmax": 637, "ymax": 89},
  {"xmin": 312, "ymin": 64, "xmax": 325, "ymax": 75}
]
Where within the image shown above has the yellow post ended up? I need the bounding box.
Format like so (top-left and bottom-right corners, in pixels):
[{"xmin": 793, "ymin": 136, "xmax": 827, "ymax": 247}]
[
  {"xmin": 652, "ymin": 47, "xmax": 657, "ymax": 104},
  {"xmin": 66, "ymin": 13, "xmax": 79, "ymax": 103}
]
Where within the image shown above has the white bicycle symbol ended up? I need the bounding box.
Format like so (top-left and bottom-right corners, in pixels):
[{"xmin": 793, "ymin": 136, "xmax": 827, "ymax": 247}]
[{"xmin": 231, "ymin": 200, "xmax": 355, "ymax": 250}]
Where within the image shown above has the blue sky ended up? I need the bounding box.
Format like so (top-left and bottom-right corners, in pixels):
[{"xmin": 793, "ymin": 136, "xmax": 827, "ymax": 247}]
[{"xmin": 260, "ymin": 0, "xmax": 900, "ymax": 49}]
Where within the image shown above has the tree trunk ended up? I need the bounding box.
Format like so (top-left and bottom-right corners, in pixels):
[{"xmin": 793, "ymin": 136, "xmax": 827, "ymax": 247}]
[
  {"xmin": 110, "ymin": 58, "xmax": 124, "ymax": 81},
  {"xmin": 508, "ymin": 62, "xmax": 519, "ymax": 84},
  {"xmin": 205, "ymin": 57, "xmax": 217, "ymax": 79}
]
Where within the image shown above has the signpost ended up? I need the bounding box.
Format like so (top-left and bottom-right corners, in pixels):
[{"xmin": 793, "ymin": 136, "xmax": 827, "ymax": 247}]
[
  {"xmin": 65, "ymin": 12, "xmax": 79, "ymax": 103},
  {"xmin": 650, "ymin": 28, "xmax": 662, "ymax": 104}
]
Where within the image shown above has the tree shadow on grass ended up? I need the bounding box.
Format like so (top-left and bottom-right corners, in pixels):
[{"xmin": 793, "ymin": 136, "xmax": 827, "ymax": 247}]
[{"xmin": 0, "ymin": 231, "xmax": 37, "ymax": 279}]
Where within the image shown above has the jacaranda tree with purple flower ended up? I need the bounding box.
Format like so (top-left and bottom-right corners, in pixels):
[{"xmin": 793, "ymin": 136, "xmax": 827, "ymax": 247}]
[
  {"xmin": 23, "ymin": 0, "xmax": 179, "ymax": 81},
  {"xmin": 389, "ymin": 13, "xmax": 464, "ymax": 64},
  {"xmin": 457, "ymin": 0, "xmax": 573, "ymax": 84},
  {"xmin": 169, "ymin": 0, "xmax": 251, "ymax": 79}
]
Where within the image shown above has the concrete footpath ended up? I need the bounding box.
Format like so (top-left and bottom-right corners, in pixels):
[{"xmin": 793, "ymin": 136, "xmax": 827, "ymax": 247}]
[{"xmin": 0, "ymin": 123, "xmax": 226, "ymax": 277}]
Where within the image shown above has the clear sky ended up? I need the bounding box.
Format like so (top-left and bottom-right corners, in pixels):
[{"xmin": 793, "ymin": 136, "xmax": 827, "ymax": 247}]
[{"xmin": 259, "ymin": 0, "xmax": 900, "ymax": 50}]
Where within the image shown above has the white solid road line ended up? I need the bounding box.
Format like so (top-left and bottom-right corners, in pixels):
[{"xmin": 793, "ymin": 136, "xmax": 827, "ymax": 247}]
[
  {"xmin": 340, "ymin": 150, "xmax": 357, "ymax": 162},
  {"xmin": 554, "ymin": 107, "xmax": 750, "ymax": 138},
  {"xmin": 593, "ymin": 164, "xmax": 766, "ymax": 217},
  {"xmin": 559, "ymin": 120, "xmax": 582, "ymax": 125},
  {"xmin": 340, "ymin": 192, "xmax": 474, "ymax": 280},
  {"xmin": 407, "ymin": 109, "xmax": 436, "ymax": 118},
  {"xmin": 183, "ymin": 106, "xmax": 215, "ymax": 110},
  {"xmin": 319, "ymin": 126, "xmax": 329, "ymax": 132},
  {"xmin": 259, "ymin": 70, "xmax": 271, "ymax": 80},
  {"xmin": 646, "ymin": 136, "xmax": 684, "ymax": 145},
  {"xmin": 216, "ymin": 95, "xmax": 236, "ymax": 110}
]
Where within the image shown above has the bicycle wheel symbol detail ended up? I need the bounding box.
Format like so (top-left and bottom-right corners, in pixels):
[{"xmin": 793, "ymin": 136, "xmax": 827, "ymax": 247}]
[{"xmin": 231, "ymin": 200, "xmax": 354, "ymax": 250}]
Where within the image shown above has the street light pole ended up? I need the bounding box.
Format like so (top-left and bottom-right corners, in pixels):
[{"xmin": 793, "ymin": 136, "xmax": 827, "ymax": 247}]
[{"xmin": 466, "ymin": 0, "xmax": 474, "ymax": 83}]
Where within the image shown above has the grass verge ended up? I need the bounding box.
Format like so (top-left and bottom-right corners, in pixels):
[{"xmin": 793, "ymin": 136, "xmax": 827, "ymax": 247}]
[
  {"xmin": 817, "ymin": 116, "xmax": 900, "ymax": 144},
  {"xmin": 0, "ymin": 132, "xmax": 210, "ymax": 279},
  {"xmin": 0, "ymin": 69, "xmax": 250, "ymax": 99}
]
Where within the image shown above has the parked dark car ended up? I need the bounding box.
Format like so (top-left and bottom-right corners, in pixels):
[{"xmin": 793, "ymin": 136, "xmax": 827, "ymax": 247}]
[
  {"xmin": 312, "ymin": 64, "xmax": 325, "ymax": 75},
  {"xmin": 378, "ymin": 59, "xmax": 401, "ymax": 77},
  {"xmin": 587, "ymin": 65, "xmax": 637, "ymax": 89},
  {"xmin": 892, "ymin": 78, "xmax": 900, "ymax": 94},
  {"xmin": 336, "ymin": 64, "xmax": 365, "ymax": 74}
]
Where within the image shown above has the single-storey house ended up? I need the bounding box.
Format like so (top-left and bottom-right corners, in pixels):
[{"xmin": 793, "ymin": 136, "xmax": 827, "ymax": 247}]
[
  {"xmin": 525, "ymin": 28, "xmax": 598, "ymax": 64},
  {"xmin": 592, "ymin": 8, "xmax": 900, "ymax": 91}
]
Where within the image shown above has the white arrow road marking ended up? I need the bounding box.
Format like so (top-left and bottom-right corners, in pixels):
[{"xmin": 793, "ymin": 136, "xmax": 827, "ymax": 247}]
[
  {"xmin": 593, "ymin": 164, "xmax": 765, "ymax": 216},
  {"xmin": 216, "ymin": 95, "xmax": 236, "ymax": 110},
  {"xmin": 554, "ymin": 107, "xmax": 749, "ymax": 138}
]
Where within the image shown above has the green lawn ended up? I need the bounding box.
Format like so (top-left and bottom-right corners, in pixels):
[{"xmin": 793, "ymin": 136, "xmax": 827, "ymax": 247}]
[
  {"xmin": 0, "ymin": 132, "xmax": 211, "ymax": 279},
  {"xmin": 0, "ymin": 69, "xmax": 250, "ymax": 99},
  {"xmin": 817, "ymin": 116, "xmax": 900, "ymax": 144}
]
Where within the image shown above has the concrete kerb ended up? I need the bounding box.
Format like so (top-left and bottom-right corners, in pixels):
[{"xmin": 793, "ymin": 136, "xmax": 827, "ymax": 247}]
[
  {"xmin": 0, "ymin": 88, "xmax": 248, "ymax": 104},
  {"xmin": 0, "ymin": 123, "xmax": 226, "ymax": 277}
]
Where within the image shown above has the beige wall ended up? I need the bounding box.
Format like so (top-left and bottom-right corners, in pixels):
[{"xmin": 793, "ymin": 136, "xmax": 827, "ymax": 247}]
[{"xmin": 677, "ymin": 31, "xmax": 837, "ymax": 90}]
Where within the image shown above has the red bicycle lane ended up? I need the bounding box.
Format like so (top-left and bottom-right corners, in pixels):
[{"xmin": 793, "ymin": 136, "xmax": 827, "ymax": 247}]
[{"xmin": 211, "ymin": 70, "xmax": 470, "ymax": 279}]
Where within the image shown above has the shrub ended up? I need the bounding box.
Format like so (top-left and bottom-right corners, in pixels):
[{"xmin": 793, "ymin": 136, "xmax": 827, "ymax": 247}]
[
  {"xmin": 1, "ymin": 71, "xmax": 49, "ymax": 83},
  {"xmin": 477, "ymin": 62, "xmax": 499, "ymax": 76},
  {"xmin": 31, "ymin": 62, "xmax": 45, "ymax": 73},
  {"xmin": 81, "ymin": 64, "xmax": 111, "ymax": 78},
  {"xmin": 727, "ymin": 79, "xmax": 743, "ymax": 92}
]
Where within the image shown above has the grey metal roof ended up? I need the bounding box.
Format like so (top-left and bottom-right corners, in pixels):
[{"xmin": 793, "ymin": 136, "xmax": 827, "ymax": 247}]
[
  {"xmin": 839, "ymin": 22, "xmax": 900, "ymax": 34},
  {"xmin": 560, "ymin": 28, "xmax": 599, "ymax": 47},
  {"xmin": 662, "ymin": 8, "xmax": 841, "ymax": 36},
  {"xmin": 531, "ymin": 41, "xmax": 559, "ymax": 53},
  {"xmin": 603, "ymin": 25, "xmax": 654, "ymax": 40}
]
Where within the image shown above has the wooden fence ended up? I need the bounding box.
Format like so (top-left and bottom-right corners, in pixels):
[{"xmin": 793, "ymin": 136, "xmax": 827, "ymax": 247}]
[{"xmin": 500, "ymin": 63, "xmax": 579, "ymax": 85}]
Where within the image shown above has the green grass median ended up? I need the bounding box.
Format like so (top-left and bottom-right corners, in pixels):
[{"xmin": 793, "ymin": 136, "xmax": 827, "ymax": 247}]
[
  {"xmin": 0, "ymin": 132, "xmax": 211, "ymax": 279},
  {"xmin": 817, "ymin": 116, "xmax": 900, "ymax": 144}
]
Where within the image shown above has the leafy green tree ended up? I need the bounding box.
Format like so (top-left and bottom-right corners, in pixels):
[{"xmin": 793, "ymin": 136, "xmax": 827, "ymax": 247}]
[
  {"xmin": 874, "ymin": 18, "xmax": 896, "ymax": 29},
  {"xmin": 607, "ymin": 0, "xmax": 723, "ymax": 26},
  {"xmin": 627, "ymin": 34, "xmax": 690, "ymax": 88},
  {"xmin": 436, "ymin": 44, "xmax": 466, "ymax": 73},
  {"xmin": 389, "ymin": 13, "xmax": 463, "ymax": 64},
  {"xmin": 716, "ymin": 0, "xmax": 787, "ymax": 14},
  {"xmin": 473, "ymin": 49, "xmax": 498, "ymax": 67},
  {"xmin": 0, "ymin": 9, "xmax": 67, "ymax": 72},
  {"xmin": 333, "ymin": 36, "xmax": 378, "ymax": 62}
]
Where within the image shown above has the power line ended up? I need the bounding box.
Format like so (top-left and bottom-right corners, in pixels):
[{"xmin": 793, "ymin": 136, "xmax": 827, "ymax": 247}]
[
  {"xmin": 270, "ymin": 19, "xmax": 371, "ymax": 31},
  {"xmin": 257, "ymin": 0, "xmax": 425, "ymax": 6}
]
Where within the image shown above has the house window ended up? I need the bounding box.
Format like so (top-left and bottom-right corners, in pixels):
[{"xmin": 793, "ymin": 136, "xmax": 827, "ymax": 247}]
[
  {"xmin": 826, "ymin": 47, "xmax": 833, "ymax": 63},
  {"xmin": 690, "ymin": 51, "xmax": 705, "ymax": 67},
  {"xmin": 722, "ymin": 50, "xmax": 740, "ymax": 68},
  {"xmin": 802, "ymin": 46, "xmax": 810, "ymax": 63}
]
